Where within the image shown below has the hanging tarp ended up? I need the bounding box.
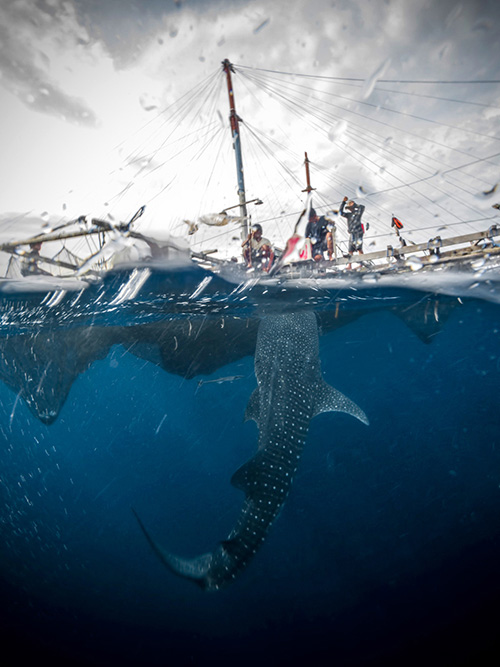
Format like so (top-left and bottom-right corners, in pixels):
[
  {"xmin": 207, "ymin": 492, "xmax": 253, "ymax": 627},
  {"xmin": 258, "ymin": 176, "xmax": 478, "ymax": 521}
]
[{"xmin": 198, "ymin": 213, "xmax": 242, "ymax": 227}]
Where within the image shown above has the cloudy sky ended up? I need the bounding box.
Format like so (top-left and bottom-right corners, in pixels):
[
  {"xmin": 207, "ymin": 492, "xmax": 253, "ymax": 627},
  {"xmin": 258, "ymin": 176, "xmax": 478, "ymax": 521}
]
[{"xmin": 0, "ymin": 0, "xmax": 499, "ymax": 252}]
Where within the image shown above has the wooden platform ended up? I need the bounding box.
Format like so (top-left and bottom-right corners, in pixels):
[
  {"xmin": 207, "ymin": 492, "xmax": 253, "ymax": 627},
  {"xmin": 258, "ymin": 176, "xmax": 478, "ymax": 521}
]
[{"xmin": 330, "ymin": 227, "xmax": 500, "ymax": 269}]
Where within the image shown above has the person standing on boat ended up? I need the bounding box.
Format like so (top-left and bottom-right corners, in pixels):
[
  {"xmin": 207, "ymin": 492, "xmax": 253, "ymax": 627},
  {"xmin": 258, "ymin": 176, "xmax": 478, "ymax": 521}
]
[
  {"xmin": 305, "ymin": 208, "xmax": 334, "ymax": 261},
  {"xmin": 242, "ymin": 223, "xmax": 274, "ymax": 272},
  {"xmin": 20, "ymin": 242, "xmax": 50, "ymax": 276},
  {"xmin": 340, "ymin": 197, "xmax": 366, "ymax": 261}
]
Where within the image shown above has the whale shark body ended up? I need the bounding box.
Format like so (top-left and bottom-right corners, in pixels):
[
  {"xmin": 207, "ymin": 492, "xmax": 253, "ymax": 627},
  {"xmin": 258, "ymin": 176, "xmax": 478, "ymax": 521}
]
[{"xmin": 135, "ymin": 311, "xmax": 369, "ymax": 591}]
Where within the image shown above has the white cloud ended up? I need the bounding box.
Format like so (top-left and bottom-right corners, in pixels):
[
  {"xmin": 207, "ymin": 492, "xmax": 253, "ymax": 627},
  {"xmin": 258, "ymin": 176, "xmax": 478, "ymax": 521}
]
[{"xmin": 0, "ymin": 0, "xmax": 99, "ymax": 125}]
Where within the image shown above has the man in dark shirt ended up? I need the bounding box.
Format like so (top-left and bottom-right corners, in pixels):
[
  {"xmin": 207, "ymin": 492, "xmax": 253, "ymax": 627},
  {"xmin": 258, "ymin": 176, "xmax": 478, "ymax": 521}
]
[
  {"xmin": 305, "ymin": 208, "xmax": 334, "ymax": 261},
  {"xmin": 340, "ymin": 197, "xmax": 365, "ymax": 255}
]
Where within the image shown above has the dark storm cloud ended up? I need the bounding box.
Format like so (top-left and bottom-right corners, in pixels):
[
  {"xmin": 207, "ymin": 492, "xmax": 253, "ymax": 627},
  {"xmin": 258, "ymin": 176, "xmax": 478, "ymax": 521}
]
[
  {"xmin": 0, "ymin": 2, "xmax": 98, "ymax": 126},
  {"xmin": 72, "ymin": 0, "xmax": 251, "ymax": 67}
]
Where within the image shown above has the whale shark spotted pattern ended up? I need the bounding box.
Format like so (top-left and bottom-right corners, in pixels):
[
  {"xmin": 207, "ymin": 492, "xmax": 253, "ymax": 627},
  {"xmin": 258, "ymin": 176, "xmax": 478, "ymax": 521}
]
[{"xmin": 134, "ymin": 311, "xmax": 369, "ymax": 590}]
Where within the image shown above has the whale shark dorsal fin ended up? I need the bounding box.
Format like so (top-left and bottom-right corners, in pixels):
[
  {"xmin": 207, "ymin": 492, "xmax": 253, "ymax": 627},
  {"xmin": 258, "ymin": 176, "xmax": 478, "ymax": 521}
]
[
  {"xmin": 231, "ymin": 457, "xmax": 256, "ymax": 493},
  {"xmin": 314, "ymin": 380, "xmax": 369, "ymax": 425},
  {"xmin": 230, "ymin": 452, "xmax": 266, "ymax": 497},
  {"xmin": 221, "ymin": 538, "xmax": 239, "ymax": 557},
  {"xmin": 244, "ymin": 387, "xmax": 260, "ymax": 423}
]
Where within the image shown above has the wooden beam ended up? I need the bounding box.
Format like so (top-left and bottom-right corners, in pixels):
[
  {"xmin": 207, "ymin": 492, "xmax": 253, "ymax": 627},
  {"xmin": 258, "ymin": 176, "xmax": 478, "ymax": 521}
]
[
  {"xmin": 0, "ymin": 229, "xmax": 100, "ymax": 250},
  {"xmin": 331, "ymin": 228, "xmax": 500, "ymax": 266}
]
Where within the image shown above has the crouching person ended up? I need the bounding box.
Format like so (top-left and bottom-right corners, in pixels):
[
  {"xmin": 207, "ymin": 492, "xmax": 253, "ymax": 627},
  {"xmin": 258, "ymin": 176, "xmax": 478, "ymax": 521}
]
[
  {"xmin": 242, "ymin": 224, "xmax": 274, "ymax": 272},
  {"xmin": 305, "ymin": 208, "xmax": 335, "ymax": 261}
]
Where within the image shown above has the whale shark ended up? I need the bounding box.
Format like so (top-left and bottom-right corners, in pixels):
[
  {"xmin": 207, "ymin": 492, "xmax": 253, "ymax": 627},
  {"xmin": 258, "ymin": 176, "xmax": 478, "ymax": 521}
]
[
  {"xmin": 0, "ymin": 292, "xmax": 451, "ymax": 426},
  {"xmin": 134, "ymin": 311, "xmax": 369, "ymax": 591}
]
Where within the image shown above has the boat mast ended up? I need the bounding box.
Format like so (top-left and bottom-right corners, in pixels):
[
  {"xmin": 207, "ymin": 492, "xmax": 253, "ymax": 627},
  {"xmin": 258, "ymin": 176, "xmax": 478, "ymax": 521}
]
[
  {"xmin": 222, "ymin": 59, "xmax": 248, "ymax": 239},
  {"xmin": 302, "ymin": 152, "xmax": 316, "ymax": 195}
]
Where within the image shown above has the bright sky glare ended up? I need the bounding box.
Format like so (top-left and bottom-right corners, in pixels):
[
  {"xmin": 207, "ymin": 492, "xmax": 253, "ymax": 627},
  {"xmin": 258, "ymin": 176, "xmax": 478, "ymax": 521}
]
[{"xmin": 0, "ymin": 0, "xmax": 499, "ymax": 256}]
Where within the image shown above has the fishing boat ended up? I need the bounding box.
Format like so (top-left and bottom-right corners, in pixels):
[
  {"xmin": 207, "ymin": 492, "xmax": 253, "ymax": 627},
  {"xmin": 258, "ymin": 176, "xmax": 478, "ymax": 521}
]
[{"xmin": 1, "ymin": 58, "xmax": 499, "ymax": 285}]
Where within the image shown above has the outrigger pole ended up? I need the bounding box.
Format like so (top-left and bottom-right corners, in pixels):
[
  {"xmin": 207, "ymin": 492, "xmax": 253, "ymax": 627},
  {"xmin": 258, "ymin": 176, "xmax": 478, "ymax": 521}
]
[{"xmin": 222, "ymin": 59, "xmax": 248, "ymax": 240}]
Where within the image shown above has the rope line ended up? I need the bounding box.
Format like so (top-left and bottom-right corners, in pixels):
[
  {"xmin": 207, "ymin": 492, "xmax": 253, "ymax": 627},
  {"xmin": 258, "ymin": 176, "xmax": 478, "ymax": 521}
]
[{"xmin": 234, "ymin": 64, "xmax": 500, "ymax": 85}]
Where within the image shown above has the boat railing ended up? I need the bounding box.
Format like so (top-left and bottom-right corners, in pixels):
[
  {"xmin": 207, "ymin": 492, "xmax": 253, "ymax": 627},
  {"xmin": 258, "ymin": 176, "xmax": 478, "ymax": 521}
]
[{"xmin": 329, "ymin": 227, "xmax": 500, "ymax": 268}]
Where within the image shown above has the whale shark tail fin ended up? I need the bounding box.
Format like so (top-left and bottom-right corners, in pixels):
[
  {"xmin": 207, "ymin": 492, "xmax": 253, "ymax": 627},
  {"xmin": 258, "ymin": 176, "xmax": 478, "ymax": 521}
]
[{"xmin": 132, "ymin": 508, "xmax": 213, "ymax": 588}]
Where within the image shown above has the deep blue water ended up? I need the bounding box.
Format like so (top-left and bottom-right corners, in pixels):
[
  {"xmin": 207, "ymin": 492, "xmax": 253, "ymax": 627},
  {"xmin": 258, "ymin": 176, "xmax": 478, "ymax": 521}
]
[{"xmin": 1, "ymin": 264, "xmax": 500, "ymax": 665}]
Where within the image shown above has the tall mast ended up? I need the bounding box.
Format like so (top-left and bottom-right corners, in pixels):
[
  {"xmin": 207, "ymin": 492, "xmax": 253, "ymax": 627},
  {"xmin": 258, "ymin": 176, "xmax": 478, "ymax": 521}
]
[
  {"xmin": 302, "ymin": 152, "xmax": 316, "ymax": 194},
  {"xmin": 222, "ymin": 59, "xmax": 248, "ymax": 239}
]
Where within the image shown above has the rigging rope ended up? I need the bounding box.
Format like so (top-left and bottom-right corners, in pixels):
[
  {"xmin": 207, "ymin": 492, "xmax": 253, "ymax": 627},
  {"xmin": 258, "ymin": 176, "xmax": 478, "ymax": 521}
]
[
  {"xmin": 239, "ymin": 68, "xmax": 500, "ymax": 167},
  {"xmin": 236, "ymin": 65, "xmax": 499, "ymax": 234},
  {"xmin": 243, "ymin": 69, "xmax": 500, "ymax": 143},
  {"xmin": 234, "ymin": 64, "xmax": 500, "ymax": 85},
  {"xmin": 238, "ymin": 69, "xmax": 452, "ymax": 222}
]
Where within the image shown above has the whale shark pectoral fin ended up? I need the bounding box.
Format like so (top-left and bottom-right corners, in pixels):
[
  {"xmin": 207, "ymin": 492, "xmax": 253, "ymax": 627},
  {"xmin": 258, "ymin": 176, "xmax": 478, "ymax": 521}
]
[
  {"xmin": 314, "ymin": 381, "xmax": 369, "ymax": 425},
  {"xmin": 244, "ymin": 387, "xmax": 260, "ymax": 423},
  {"xmin": 132, "ymin": 508, "xmax": 212, "ymax": 586}
]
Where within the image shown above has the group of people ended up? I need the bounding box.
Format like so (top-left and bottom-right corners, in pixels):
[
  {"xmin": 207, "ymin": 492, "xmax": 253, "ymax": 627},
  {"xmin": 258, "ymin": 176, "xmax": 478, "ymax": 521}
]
[
  {"xmin": 304, "ymin": 197, "xmax": 366, "ymax": 263},
  {"xmin": 243, "ymin": 196, "xmax": 367, "ymax": 270}
]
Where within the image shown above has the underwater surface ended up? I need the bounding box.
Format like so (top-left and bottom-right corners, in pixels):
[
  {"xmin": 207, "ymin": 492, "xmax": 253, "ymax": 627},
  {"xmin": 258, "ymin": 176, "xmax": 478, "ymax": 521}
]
[{"xmin": 1, "ymin": 263, "xmax": 500, "ymax": 665}]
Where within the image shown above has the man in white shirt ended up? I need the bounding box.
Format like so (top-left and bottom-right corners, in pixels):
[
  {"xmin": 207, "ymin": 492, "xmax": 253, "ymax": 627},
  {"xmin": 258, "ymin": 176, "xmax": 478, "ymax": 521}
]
[{"xmin": 242, "ymin": 224, "xmax": 274, "ymax": 272}]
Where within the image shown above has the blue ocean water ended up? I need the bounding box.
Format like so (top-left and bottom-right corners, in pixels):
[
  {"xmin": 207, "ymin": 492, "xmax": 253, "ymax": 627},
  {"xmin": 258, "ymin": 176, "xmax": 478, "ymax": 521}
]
[{"xmin": 1, "ymin": 264, "xmax": 500, "ymax": 665}]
